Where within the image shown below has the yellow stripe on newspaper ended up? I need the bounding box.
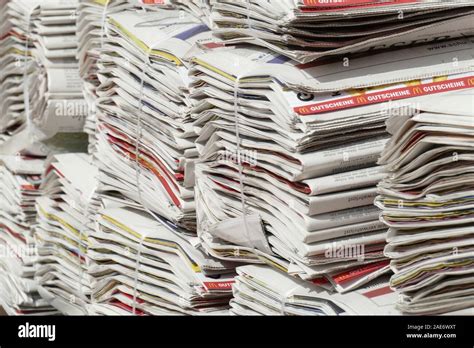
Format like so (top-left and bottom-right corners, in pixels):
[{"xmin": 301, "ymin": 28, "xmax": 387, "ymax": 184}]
[
  {"xmin": 92, "ymin": 0, "xmax": 110, "ymax": 6},
  {"xmin": 391, "ymin": 259, "xmax": 474, "ymax": 287},
  {"xmin": 38, "ymin": 205, "xmax": 87, "ymax": 241},
  {"xmin": 101, "ymin": 214, "xmax": 201, "ymax": 273},
  {"xmin": 386, "ymin": 210, "xmax": 473, "ymax": 220},
  {"xmin": 383, "ymin": 199, "xmax": 472, "ymax": 207},
  {"xmin": 192, "ymin": 58, "xmax": 268, "ymax": 84},
  {"xmin": 108, "ymin": 18, "xmax": 182, "ymax": 66}
]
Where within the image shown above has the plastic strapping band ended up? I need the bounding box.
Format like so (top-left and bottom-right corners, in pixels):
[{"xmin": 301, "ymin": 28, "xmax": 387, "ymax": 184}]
[
  {"xmin": 233, "ymin": 74, "xmax": 252, "ymax": 248},
  {"xmin": 100, "ymin": 0, "xmax": 110, "ymax": 49},
  {"xmin": 131, "ymin": 234, "xmax": 146, "ymax": 315},
  {"xmin": 134, "ymin": 43, "xmax": 163, "ymax": 217},
  {"xmin": 245, "ymin": 0, "xmax": 253, "ymax": 32},
  {"xmin": 76, "ymin": 186, "xmax": 98, "ymax": 311},
  {"xmin": 23, "ymin": 13, "xmax": 32, "ymax": 144},
  {"xmin": 134, "ymin": 40, "xmax": 189, "ymax": 236},
  {"xmin": 279, "ymin": 287, "xmax": 298, "ymax": 315},
  {"xmin": 130, "ymin": 42, "xmax": 158, "ymax": 315}
]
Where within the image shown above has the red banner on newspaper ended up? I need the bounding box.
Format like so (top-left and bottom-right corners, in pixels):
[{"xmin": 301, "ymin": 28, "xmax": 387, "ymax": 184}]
[
  {"xmin": 332, "ymin": 260, "xmax": 389, "ymax": 285},
  {"xmin": 140, "ymin": 0, "xmax": 166, "ymax": 4},
  {"xmin": 295, "ymin": 75, "xmax": 474, "ymax": 116},
  {"xmin": 363, "ymin": 285, "xmax": 393, "ymax": 299},
  {"xmin": 203, "ymin": 281, "xmax": 235, "ymax": 291},
  {"xmin": 301, "ymin": 0, "xmax": 418, "ymax": 10}
]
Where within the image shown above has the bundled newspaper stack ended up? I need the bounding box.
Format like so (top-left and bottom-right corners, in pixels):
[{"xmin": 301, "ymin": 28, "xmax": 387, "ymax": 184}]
[
  {"xmin": 230, "ymin": 264, "xmax": 399, "ymax": 315},
  {"xmin": 89, "ymin": 8, "xmax": 240, "ymax": 314},
  {"xmin": 86, "ymin": 206, "xmax": 235, "ymax": 315},
  {"xmin": 76, "ymin": 0, "xmax": 132, "ymax": 152},
  {"xmin": 192, "ymin": 37, "xmax": 474, "ymax": 292},
  {"xmin": 34, "ymin": 153, "xmax": 99, "ymax": 315},
  {"xmin": 160, "ymin": 0, "xmax": 211, "ymax": 26},
  {"xmin": 0, "ymin": 0, "xmax": 33, "ymax": 144},
  {"xmin": 0, "ymin": 156, "xmax": 57, "ymax": 315},
  {"xmin": 0, "ymin": 0, "xmax": 87, "ymax": 156},
  {"xmin": 376, "ymin": 89, "xmax": 474, "ymax": 314},
  {"xmin": 94, "ymin": 9, "xmax": 217, "ymax": 231},
  {"xmin": 0, "ymin": 0, "xmax": 89, "ymax": 314},
  {"xmin": 130, "ymin": 0, "xmax": 211, "ymax": 24},
  {"xmin": 209, "ymin": 0, "xmax": 474, "ymax": 63}
]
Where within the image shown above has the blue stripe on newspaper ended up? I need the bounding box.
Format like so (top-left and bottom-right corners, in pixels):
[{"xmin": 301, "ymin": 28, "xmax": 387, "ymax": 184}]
[
  {"xmin": 174, "ymin": 24, "xmax": 209, "ymax": 41},
  {"xmin": 268, "ymin": 55, "xmax": 291, "ymax": 64}
]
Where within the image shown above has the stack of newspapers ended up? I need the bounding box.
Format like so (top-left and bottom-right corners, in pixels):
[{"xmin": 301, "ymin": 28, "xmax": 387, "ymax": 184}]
[
  {"xmin": 89, "ymin": 8, "xmax": 240, "ymax": 314},
  {"xmin": 0, "ymin": 0, "xmax": 36, "ymax": 145},
  {"xmin": 376, "ymin": 89, "xmax": 474, "ymax": 315},
  {"xmin": 192, "ymin": 37, "xmax": 474, "ymax": 292},
  {"xmin": 76, "ymin": 0, "xmax": 132, "ymax": 152},
  {"xmin": 0, "ymin": 156, "xmax": 57, "ymax": 315},
  {"xmin": 88, "ymin": 206, "xmax": 235, "ymax": 315},
  {"xmin": 35, "ymin": 153, "xmax": 99, "ymax": 315},
  {"xmin": 209, "ymin": 0, "xmax": 474, "ymax": 63},
  {"xmin": 167, "ymin": 0, "xmax": 212, "ymax": 26},
  {"xmin": 0, "ymin": 0, "xmax": 87, "ymax": 155},
  {"xmin": 1, "ymin": 0, "xmax": 474, "ymax": 317},
  {"xmin": 230, "ymin": 264, "xmax": 399, "ymax": 315},
  {"xmin": 0, "ymin": 0, "xmax": 87, "ymax": 316},
  {"xmin": 94, "ymin": 9, "xmax": 216, "ymax": 231}
]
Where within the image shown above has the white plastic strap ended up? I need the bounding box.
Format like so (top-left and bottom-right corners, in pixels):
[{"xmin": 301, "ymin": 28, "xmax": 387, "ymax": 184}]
[
  {"xmin": 245, "ymin": 0, "xmax": 253, "ymax": 32},
  {"xmin": 23, "ymin": 13, "xmax": 33, "ymax": 143},
  {"xmin": 76, "ymin": 225, "xmax": 87, "ymax": 302},
  {"xmin": 279, "ymin": 287, "xmax": 299, "ymax": 315},
  {"xmin": 76, "ymin": 187, "xmax": 97, "ymax": 306},
  {"xmin": 133, "ymin": 41, "xmax": 190, "ymax": 236},
  {"xmin": 134, "ymin": 43, "xmax": 161, "ymax": 213},
  {"xmin": 100, "ymin": 0, "xmax": 110, "ymax": 49},
  {"xmin": 130, "ymin": 41, "xmax": 160, "ymax": 315},
  {"xmin": 131, "ymin": 234, "xmax": 146, "ymax": 315},
  {"xmin": 232, "ymin": 74, "xmax": 252, "ymax": 246}
]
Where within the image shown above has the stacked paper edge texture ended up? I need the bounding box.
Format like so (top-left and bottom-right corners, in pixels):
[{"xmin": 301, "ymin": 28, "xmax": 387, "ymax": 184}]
[{"xmin": 0, "ymin": 0, "xmax": 472, "ymax": 316}]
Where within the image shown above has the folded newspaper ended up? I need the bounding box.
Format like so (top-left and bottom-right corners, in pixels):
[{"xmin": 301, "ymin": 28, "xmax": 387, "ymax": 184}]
[
  {"xmin": 88, "ymin": 206, "xmax": 235, "ymax": 315},
  {"xmin": 76, "ymin": 0, "xmax": 134, "ymax": 152},
  {"xmin": 230, "ymin": 264, "xmax": 400, "ymax": 315},
  {"xmin": 192, "ymin": 37, "xmax": 474, "ymax": 291},
  {"xmin": 0, "ymin": 0, "xmax": 87, "ymax": 156},
  {"xmin": 0, "ymin": 155, "xmax": 57, "ymax": 315},
  {"xmin": 209, "ymin": 0, "xmax": 474, "ymax": 63},
  {"xmin": 376, "ymin": 89, "xmax": 474, "ymax": 314},
  {"xmin": 35, "ymin": 153, "xmax": 100, "ymax": 315},
  {"xmin": 94, "ymin": 8, "xmax": 220, "ymax": 231}
]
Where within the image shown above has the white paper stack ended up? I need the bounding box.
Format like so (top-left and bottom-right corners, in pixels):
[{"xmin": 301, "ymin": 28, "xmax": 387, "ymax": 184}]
[
  {"xmin": 0, "ymin": 0, "xmax": 37, "ymax": 144},
  {"xmin": 230, "ymin": 264, "xmax": 400, "ymax": 315},
  {"xmin": 0, "ymin": 0, "xmax": 87, "ymax": 156},
  {"xmin": 0, "ymin": 155, "xmax": 57, "ymax": 315},
  {"xmin": 34, "ymin": 153, "xmax": 100, "ymax": 315},
  {"xmin": 375, "ymin": 89, "xmax": 474, "ymax": 314},
  {"xmin": 76, "ymin": 0, "xmax": 133, "ymax": 152},
  {"xmin": 128, "ymin": 0, "xmax": 211, "ymax": 22},
  {"xmin": 94, "ymin": 9, "xmax": 217, "ymax": 232},
  {"xmin": 191, "ymin": 38, "xmax": 474, "ymax": 291},
  {"xmin": 87, "ymin": 206, "xmax": 236, "ymax": 315},
  {"xmin": 208, "ymin": 0, "xmax": 474, "ymax": 63}
]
